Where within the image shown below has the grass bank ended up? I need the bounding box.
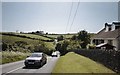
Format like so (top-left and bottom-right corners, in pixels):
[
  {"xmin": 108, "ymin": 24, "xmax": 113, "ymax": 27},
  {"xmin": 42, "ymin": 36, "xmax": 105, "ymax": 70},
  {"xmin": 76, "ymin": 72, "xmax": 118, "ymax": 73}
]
[
  {"xmin": 0, "ymin": 51, "xmax": 31, "ymax": 64},
  {"xmin": 52, "ymin": 52, "xmax": 115, "ymax": 73},
  {"xmin": 2, "ymin": 35, "xmax": 55, "ymax": 50}
]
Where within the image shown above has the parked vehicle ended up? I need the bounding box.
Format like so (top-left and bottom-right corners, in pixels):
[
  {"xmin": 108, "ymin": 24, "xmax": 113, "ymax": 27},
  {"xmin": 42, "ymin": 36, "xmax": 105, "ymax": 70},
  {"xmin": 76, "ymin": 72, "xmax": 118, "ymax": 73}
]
[{"xmin": 24, "ymin": 52, "xmax": 47, "ymax": 67}]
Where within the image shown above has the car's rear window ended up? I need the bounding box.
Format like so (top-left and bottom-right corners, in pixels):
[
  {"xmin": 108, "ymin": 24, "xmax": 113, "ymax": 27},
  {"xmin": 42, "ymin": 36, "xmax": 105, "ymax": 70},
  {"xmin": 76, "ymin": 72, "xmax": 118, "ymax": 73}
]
[{"xmin": 30, "ymin": 54, "xmax": 42, "ymax": 57}]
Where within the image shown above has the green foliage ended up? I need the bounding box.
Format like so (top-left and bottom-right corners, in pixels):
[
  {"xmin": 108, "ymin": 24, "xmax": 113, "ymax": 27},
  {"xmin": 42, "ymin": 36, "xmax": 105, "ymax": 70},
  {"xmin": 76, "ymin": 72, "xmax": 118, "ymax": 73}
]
[
  {"xmin": 34, "ymin": 43, "xmax": 54, "ymax": 55},
  {"xmin": 70, "ymin": 30, "xmax": 91, "ymax": 49},
  {"xmin": 87, "ymin": 44, "xmax": 96, "ymax": 49},
  {"xmin": 15, "ymin": 41, "xmax": 28, "ymax": 47},
  {"xmin": 55, "ymin": 40, "xmax": 81, "ymax": 55},
  {"xmin": 78, "ymin": 30, "xmax": 90, "ymax": 48},
  {"xmin": 57, "ymin": 35, "xmax": 64, "ymax": 41},
  {"xmin": 2, "ymin": 42, "xmax": 7, "ymax": 51},
  {"xmin": 71, "ymin": 35, "xmax": 77, "ymax": 40},
  {"xmin": 1, "ymin": 51, "xmax": 30, "ymax": 64},
  {"xmin": 55, "ymin": 43, "xmax": 61, "ymax": 51},
  {"xmin": 67, "ymin": 40, "xmax": 81, "ymax": 50},
  {"xmin": 55, "ymin": 40, "xmax": 69, "ymax": 55}
]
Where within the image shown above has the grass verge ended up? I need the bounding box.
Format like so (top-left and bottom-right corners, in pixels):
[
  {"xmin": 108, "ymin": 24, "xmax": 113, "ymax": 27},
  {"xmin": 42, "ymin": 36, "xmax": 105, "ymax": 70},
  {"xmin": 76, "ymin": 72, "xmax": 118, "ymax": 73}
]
[
  {"xmin": 52, "ymin": 52, "xmax": 115, "ymax": 73},
  {"xmin": 0, "ymin": 51, "xmax": 31, "ymax": 64}
]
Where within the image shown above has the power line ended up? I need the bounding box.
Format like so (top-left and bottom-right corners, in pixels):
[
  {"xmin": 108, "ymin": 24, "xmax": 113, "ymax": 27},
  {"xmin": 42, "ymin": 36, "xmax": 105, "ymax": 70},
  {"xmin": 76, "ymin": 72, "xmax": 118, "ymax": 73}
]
[
  {"xmin": 69, "ymin": 1, "xmax": 80, "ymax": 32},
  {"xmin": 65, "ymin": 2, "xmax": 73, "ymax": 34}
]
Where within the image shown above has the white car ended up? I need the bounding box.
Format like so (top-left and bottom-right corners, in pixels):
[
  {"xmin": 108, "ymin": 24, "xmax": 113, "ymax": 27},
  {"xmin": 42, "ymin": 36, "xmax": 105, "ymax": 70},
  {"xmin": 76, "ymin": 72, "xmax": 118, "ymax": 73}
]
[
  {"xmin": 24, "ymin": 53, "xmax": 47, "ymax": 67},
  {"xmin": 52, "ymin": 51, "xmax": 60, "ymax": 57}
]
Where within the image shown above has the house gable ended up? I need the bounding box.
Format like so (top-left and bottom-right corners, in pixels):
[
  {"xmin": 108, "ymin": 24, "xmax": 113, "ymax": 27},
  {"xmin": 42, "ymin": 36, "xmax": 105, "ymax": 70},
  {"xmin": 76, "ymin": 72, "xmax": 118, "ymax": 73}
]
[{"xmin": 91, "ymin": 21, "xmax": 120, "ymax": 50}]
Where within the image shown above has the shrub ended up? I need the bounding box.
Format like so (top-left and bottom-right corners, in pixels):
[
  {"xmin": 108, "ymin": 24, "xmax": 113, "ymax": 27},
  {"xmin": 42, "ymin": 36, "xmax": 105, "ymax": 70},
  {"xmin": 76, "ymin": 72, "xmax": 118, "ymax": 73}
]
[
  {"xmin": 15, "ymin": 41, "xmax": 28, "ymax": 47},
  {"xmin": 74, "ymin": 49, "xmax": 120, "ymax": 73},
  {"xmin": 87, "ymin": 44, "xmax": 96, "ymax": 49},
  {"xmin": 57, "ymin": 35, "xmax": 64, "ymax": 41},
  {"xmin": 67, "ymin": 41, "xmax": 81, "ymax": 50},
  {"xmin": 71, "ymin": 35, "xmax": 77, "ymax": 40},
  {"xmin": 1, "ymin": 51, "xmax": 30, "ymax": 64},
  {"xmin": 2, "ymin": 43, "xmax": 8, "ymax": 51},
  {"xmin": 55, "ymin": 40, "xmax": 69, "ymax": 55},
  {"xmin": 77, "ymin": 30, "xmax": 90, "ymax": 48}
]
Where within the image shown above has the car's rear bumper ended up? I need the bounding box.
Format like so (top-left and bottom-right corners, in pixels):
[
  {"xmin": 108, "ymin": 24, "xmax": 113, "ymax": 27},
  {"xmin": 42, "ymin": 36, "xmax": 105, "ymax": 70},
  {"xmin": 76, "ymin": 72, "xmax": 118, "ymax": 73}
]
[{"xmin": 24, "ymin": 61, "xmax": 41, "ymax": 67}]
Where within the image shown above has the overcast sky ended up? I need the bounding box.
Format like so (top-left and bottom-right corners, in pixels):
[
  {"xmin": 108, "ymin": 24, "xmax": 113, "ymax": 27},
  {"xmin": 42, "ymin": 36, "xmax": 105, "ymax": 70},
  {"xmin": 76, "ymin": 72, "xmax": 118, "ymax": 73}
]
[{"xmin": 2, "ymin": 1, "xmax": 119, "ymax": 34}]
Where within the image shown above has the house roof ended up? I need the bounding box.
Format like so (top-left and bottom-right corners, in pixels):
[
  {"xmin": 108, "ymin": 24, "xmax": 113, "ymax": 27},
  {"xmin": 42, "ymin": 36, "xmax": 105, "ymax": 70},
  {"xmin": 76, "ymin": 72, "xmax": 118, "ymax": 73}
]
[
  {"xmin": 92, "ymin": 28, "xmax": 120, "ymax": 39},
  {"xmin": 113, "ymin": 22, "xmax": 120, "ymax": 25}
]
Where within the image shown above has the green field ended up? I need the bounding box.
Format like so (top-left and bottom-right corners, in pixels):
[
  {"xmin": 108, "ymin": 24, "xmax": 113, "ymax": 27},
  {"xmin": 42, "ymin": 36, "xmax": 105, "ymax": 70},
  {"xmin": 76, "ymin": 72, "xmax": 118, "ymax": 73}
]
[
  {"xmin": 52, "ymin": 52, "xmax": 115, "ymax": 73},
  {"xmin": 2, "ymin": 34, "xmax": 55, "ymax": 50},
  {"xmin": 2, "ymin": 35, "xmax": 39, "ymax": 45},
  {"xmin": 16, "ymin": 33, "xmax": 51, "ymax": 40},
  {"xmin": 46, "ymin": 34, "xmax": 76, "ymax": 39}
]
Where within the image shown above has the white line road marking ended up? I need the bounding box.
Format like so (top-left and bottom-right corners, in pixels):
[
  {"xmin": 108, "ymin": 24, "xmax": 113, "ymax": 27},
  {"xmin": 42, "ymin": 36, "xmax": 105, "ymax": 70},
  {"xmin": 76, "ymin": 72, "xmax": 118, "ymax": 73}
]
[{"xmin": 5, "ymin": 66, "xmax": 23, "ymax": 74}]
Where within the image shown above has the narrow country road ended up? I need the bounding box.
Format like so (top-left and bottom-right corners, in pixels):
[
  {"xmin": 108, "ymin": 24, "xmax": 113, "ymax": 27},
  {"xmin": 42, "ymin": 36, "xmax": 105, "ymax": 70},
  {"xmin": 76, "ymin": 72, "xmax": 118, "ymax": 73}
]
[{"xmin": 2, "ymin": 57, "xmax": 59, "ymax": 75}]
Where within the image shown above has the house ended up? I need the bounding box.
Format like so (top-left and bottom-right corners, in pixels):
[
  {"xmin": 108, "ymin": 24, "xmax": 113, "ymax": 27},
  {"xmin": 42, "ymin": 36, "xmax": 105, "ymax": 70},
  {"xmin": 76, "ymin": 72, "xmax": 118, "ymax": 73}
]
[{"xmin": 91, "ymin": 22, "xmax": 120, "ymax": 50}]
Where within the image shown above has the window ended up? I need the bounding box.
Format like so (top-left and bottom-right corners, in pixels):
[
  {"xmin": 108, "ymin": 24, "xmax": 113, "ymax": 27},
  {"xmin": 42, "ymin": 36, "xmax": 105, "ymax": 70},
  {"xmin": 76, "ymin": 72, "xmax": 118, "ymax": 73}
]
[
  {"xmin": 100, "ymin": 39, "xmax": 104, "ymax": 43},
  {"xmin": 115, "ymin": 26, "xmax": 120, "ymax": 30},
  {"xmin": 108, "ymin": 40, "xmax": 113, "ymax": 45},
  {"xmin": 108, "ymin": 27, "xmax": 111, "ymax": 31}
]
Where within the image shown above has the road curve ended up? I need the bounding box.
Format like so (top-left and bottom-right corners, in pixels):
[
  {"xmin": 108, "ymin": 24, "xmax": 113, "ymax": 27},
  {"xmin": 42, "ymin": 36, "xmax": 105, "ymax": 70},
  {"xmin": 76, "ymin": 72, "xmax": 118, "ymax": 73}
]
[{"xmin": 2, "ymin": 57, "xmax": 59, "ymax": 75}]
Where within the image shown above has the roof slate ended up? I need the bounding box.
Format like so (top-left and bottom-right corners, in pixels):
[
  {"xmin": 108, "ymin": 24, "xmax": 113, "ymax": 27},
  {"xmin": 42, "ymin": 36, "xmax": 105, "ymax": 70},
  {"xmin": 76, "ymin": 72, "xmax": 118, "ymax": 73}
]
[{"xmin": 92, "ymin": 28, "xmax": 120, "ymax": 39}]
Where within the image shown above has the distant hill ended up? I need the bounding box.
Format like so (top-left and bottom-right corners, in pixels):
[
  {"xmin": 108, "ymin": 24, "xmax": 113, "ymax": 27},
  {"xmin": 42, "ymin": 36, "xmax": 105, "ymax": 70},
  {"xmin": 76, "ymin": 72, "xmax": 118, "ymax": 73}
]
[{"xmin": 1, "ymin": 32, "xmax": 55, "ymax": 53}]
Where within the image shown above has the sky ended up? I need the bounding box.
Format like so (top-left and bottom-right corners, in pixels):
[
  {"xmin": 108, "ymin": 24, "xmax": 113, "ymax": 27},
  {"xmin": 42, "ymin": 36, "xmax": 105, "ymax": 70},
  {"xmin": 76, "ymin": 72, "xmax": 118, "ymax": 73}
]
[{"xmin": 2, "ymin": 1, "xmax": 119, "ymax": 34}]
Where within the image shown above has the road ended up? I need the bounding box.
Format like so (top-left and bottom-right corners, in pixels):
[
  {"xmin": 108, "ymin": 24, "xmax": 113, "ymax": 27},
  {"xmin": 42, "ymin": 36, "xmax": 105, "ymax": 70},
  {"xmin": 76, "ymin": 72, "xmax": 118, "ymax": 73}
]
[{"xmin": 1, "ymin": 57, "xmax": 59, "ymax": 75}]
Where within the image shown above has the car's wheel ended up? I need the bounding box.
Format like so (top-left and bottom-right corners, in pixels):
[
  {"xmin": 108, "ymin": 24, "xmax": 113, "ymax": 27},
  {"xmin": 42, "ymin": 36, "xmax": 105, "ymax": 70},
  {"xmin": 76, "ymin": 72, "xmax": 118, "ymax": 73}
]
[
  {"xmin": 25, "ymin": 65, "xmax": 28, "ymax": 68},
  {"xmin": 45, "ymin": 60, "xmax": 47, "ymax": 64}
]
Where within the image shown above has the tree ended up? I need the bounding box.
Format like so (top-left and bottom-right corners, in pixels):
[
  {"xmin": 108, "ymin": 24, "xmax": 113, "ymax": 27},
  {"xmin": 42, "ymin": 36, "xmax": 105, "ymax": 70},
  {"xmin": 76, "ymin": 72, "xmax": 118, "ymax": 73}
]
[
  {"xmin": 55, "ymin": 41, "xmax": 69, "ymax": 55},
  {"xmin": 2, "ymin": 43, "xmax": 7, "ymax": 51},
  {"xmin": 57, "ymin": 35, "xmax": 64, "ymax": 41},
  {"xmin": 36, "ymin": 31, "xmax": 40, "ymax": 33},
  {"xmin": 77, "ymin": 30, "xmax": 90, "ymax": 48},
  {"xmin": 46, "ymin": 32, "xmax": 48, "ymax": 35},
  {"xmin": 67, "ymin": 40, "xmax": 81, "ymax": 50},
  {"xmin": 55, "ymin": 43, "xmax": 61, "ymax": 51},
  {"xmin": 71, "ymin": 35, "xmax": 77, "ymax": 40}
]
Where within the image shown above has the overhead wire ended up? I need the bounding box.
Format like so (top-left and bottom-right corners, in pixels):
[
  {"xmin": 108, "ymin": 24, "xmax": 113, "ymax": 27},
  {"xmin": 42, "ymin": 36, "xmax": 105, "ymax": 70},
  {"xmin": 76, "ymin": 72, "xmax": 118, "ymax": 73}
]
[
  {"xmin": 65, "ymin": 2, "xmax": 73, "ymax": 34},
  {"xmin": 69, "ymin": 0, "xmax": 80, "ymax": 33}
]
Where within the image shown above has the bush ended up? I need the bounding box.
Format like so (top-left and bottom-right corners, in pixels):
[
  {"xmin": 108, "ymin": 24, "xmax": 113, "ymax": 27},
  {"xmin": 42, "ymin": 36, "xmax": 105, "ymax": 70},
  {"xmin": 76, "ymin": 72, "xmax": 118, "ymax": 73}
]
[
  {"xmin": 57, "ymin": 35, "xmax": 64, "ymax": 41},
  {"xmin": 2, "ymin": 43, "xmax": 8, "ymax": 51},
  {"xmin": 74, "ymin": 49, "xmax": 120, "ymax": 73},
  {"xmin": 67, "ymin": 41, "xmax": 81, "ymax": 50},
  {"xmin": 33, "ymin": 43, "xmax": 52, "ymax": 55},
  {"xmin": 55, "ymin": 40, "xmax": 69, "ymax": 55},
  {"xmin": 71, "ymin": 35, "xmax": 77, "ymax": 40},
  {"xmin": 15, "ymin": 41, "xmax": 28, "ymax": 47},
  {"xmin": 87, "ymin": 44, "xmax": 96, "ymax": 49},
  {"xmin": 1, "ymin": 51, "xmax": 30, "ymax": 64},
  {"xmin": 77, "ymin": 30, "xmax": 90, "ymax": 48}
]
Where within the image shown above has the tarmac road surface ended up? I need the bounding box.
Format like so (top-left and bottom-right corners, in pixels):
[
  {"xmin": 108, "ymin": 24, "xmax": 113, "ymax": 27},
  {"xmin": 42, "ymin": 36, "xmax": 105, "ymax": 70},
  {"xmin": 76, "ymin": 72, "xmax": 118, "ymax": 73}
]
[{"xmin": 2, "ymin": 57, "xmax": 59, "ymax": 75}]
